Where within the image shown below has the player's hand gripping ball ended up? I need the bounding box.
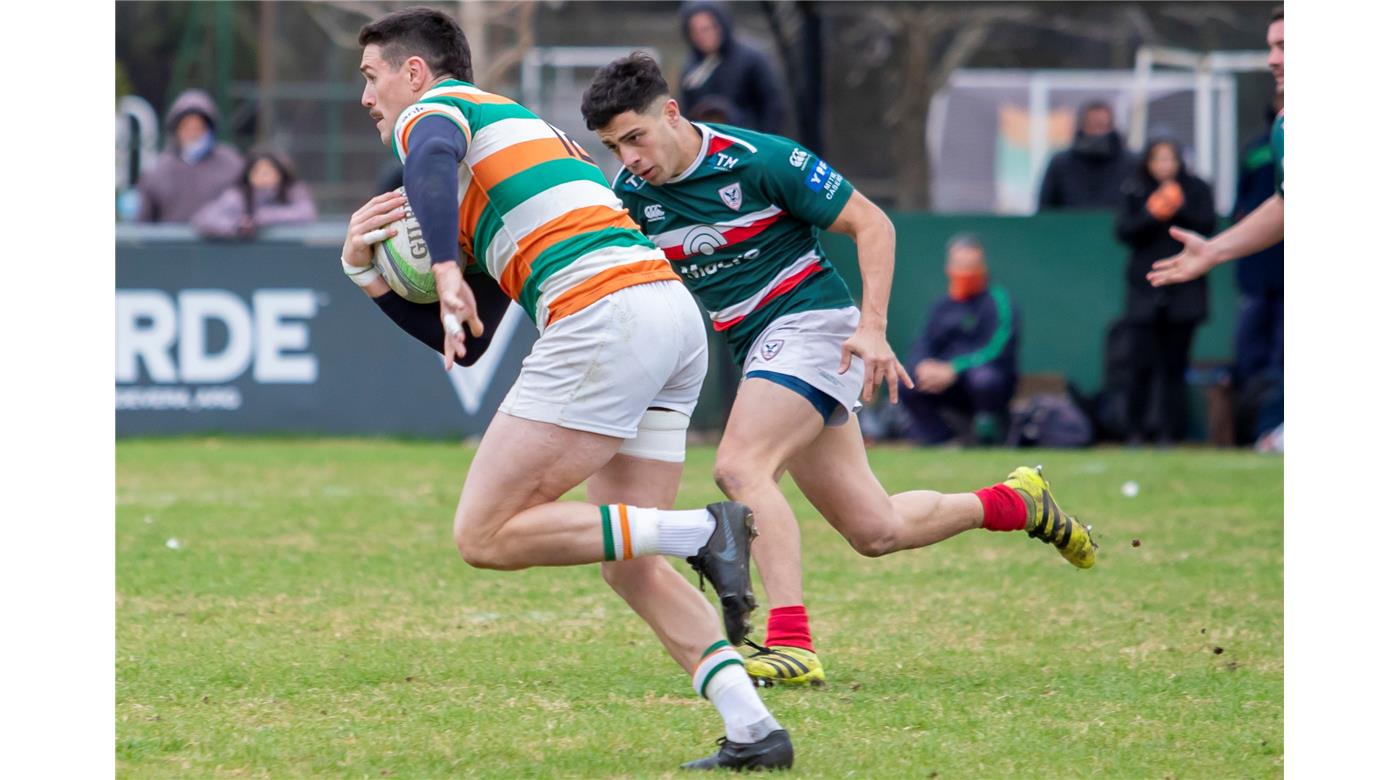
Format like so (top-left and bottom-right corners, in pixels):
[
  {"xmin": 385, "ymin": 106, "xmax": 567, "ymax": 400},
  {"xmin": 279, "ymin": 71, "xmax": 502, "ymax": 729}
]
[{"xmin": 366, "ymin": 187, "xmax": 471, "ymax": 303}]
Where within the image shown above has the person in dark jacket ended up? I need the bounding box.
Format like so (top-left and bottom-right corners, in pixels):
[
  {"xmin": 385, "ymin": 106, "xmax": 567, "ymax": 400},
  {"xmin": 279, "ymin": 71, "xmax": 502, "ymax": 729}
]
[
  {"xmin": 191, "ymin": 147, "xmax": 318, "ymax": 240},
  {"xmin": 678, "ymin": 1, "xmax": 786, "ymax": 134},
  {"xmin": 1038, "ymin": 101, "xmax": 1137, "ymax": 211},
  {"xmin": 1113, "ymin": 138, "xmax": 1216, "ymax": 444},
  {"xmin": 135, "ymin": 89, "xmax": 245, "ymax": 224},
  {"xmin": 901, "ymin": 234, "xmax": 1020, "ymax": 445}
]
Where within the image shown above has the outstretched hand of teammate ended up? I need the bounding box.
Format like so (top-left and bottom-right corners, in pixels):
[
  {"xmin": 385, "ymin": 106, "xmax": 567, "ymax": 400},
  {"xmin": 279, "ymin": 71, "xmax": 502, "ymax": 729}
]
[
  {"xmin": 432, "ymin": 262, "xmax": 485, "ymax": 371},
  {"xmin": 840, "ymin": 324, "xmax": 914, "ymax": 405},
  {"xmin": 1147, "ymin": 226, "xmax": 1221, "ymax": 287},
  {"xmin": 342, "ymin": 191, "xmax": 407, "ymax": 268}
]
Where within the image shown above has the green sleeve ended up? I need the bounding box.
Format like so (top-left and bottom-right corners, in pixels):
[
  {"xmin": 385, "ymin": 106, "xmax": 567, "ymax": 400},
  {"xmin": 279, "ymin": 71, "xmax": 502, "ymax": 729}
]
[
  {"xmin": 761, "ymin": 141, "xmax": 854, "ymax": 229},
  {"xmin": 1271, "ymin": 113, "xmax": 1285, "ymax": 198},
  {"xmin": 949, "ymin": 286, "xmax": 1014, "ymax": 372}
]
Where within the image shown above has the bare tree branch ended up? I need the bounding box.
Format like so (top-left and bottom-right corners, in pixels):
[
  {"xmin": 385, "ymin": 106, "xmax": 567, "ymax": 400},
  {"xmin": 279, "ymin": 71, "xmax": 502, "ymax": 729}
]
[{"xmin": 306, "ymin": 2, "xmax": 388, "ymax": 50}]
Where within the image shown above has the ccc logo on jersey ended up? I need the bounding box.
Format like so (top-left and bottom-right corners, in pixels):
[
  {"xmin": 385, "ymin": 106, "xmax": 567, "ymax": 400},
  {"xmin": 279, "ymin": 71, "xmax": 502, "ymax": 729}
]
[{"xmin": 681, "ymin": 226, "xmax": 727, "ymax": 256}]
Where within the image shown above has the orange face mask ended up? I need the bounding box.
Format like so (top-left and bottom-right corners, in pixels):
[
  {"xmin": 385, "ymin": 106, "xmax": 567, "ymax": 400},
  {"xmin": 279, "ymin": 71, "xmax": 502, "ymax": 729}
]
[{"xmin": 948, "ymin": 269, "xmax": 988, "ymax": 301}]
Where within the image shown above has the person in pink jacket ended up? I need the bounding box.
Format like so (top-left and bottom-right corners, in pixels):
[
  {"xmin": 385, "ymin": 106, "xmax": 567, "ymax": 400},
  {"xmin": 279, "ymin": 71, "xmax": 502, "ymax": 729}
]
[{"xmin": 192, "ymin": 148, "xmax": 318, "ymax": 239}]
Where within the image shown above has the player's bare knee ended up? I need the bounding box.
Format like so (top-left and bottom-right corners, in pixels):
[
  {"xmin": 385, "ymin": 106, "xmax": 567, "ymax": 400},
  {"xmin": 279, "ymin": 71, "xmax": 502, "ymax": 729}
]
[
  {"xmin": 454, "ymin": 525, "xmax": 509, "ymax": 570},
  {"xmin": 713, "ymin": 455, "xmax": 760, "ymax": 498},
  {"xmin": 847, "ymin": 524, "xmax": 900, "ymax": 558}
]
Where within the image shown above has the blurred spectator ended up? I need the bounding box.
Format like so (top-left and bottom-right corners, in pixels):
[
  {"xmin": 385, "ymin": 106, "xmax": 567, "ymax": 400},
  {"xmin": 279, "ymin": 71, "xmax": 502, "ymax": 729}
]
[
  {"xmin": 1233, "ymin": 97, "xmax": 1285, "ymax": 391},
  {"xmin": 1038, "ymin": 102, "xmax": 1136, "ymax": 211},
  {"xmin": 192, "ymin": 148, "xmax": 317, "ymax": 240},
  {"xmin": 689, "ymin": 94, "xmax": 740, "ymax": 125},
  {"xmin": 678, "ymin": 2, "xmax": 786, "ymax": 133},
  {"xmin": 135, "ymin": 89, "xmax": 244, "ymax": 224},
  {"xmin": 1113, "ymin": 138, "xmax": 1216, "ymax": 444},
  {"xmin": 901, "ymin": 234, "xmax": 1020, "ymax": 445}
]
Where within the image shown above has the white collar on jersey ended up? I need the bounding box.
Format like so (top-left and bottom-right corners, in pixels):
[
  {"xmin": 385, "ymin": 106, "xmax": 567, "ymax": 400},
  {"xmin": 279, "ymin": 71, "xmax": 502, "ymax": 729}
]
[{"xmin": 671, "ymin": 121, "xmax": 714, "ymax": 183}]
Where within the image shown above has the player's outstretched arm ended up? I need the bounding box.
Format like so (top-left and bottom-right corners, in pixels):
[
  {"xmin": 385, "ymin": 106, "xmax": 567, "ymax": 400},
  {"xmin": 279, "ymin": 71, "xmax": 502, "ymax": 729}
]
[
  {"xmin": 1148, "ymin": 194, "xmax": 1283, "ymax": 287},
  {"xmin": 826, "ymin": 191, "xmax": 914, "ymax": 404}
]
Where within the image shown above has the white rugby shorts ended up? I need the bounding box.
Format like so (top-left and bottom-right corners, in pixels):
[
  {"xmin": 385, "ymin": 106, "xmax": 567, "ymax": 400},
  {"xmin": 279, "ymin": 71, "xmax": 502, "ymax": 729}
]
[
  {"xmin": 499, "ymin": 280, "xmax": 708, "ymax": 443},
  {"xmin": 741, "ymin": 306, "xmax": 865, "ymax": 426}
]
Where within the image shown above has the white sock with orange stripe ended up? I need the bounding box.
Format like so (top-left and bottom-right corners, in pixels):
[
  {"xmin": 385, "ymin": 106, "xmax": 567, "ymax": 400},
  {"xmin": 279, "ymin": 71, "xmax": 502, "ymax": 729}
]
[
  {"xmin": 600, "ymin": 505, "xmax": 714, "ymax": 560},
  {"xmin": 693, "ymin": 640, "xmax": 780, "ymax": 743}
]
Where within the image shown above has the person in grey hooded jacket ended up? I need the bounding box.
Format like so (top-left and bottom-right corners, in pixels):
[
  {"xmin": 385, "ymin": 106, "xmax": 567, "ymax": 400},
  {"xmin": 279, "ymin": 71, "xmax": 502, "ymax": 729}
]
[{"xmin": 135, "ymin": 89, "xmax": 245, "ymax": 224}]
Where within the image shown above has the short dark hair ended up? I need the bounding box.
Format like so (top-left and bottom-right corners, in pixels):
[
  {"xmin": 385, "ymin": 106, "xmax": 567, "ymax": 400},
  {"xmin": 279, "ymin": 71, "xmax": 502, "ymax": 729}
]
[
  {"xmin": 358, "ymin": 6, "xmax": 473, "ymax": 83},
  {"xmin": 1270, "ymin": 5, "xmax": 1283, "ymax": 23},
  {"xmin": 581, "ymin": 52, "xmax": 671, "ymax": 131}
]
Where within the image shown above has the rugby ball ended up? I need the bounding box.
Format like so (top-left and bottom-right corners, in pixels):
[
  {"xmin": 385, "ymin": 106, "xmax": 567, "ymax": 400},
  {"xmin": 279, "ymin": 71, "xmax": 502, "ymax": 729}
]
[{"xmin": 369, "ymin": 187, "xmax": 469, "ymax": 303}]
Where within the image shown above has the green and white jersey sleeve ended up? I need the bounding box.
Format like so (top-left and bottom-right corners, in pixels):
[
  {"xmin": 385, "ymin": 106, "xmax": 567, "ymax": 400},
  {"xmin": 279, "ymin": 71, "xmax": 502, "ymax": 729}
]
[{"xmin": 754, "ymin": 138, "xmax": 853, "ymax": 230}]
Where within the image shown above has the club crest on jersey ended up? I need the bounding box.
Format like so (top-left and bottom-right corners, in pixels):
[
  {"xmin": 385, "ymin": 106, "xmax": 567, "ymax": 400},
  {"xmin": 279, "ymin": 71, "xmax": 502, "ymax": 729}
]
[
  {"xmin": 719, "ymin": 183, "xmax": 743, "ymax": 211},
  {"xmin": 760, "ymin": 339, "xmax": 784, "ymax": 361}
]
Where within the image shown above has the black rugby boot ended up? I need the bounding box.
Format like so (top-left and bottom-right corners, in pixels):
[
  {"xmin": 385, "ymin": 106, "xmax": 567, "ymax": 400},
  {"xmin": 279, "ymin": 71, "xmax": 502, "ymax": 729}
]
[{"xmin": 686, "ymin": 501, "xmax": 758, "ymax": 645}]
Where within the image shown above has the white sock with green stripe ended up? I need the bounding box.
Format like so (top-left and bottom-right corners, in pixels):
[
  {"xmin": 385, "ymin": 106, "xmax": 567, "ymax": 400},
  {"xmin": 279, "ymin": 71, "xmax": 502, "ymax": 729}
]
[
  {"xmin": 693, "ymin": 640, "xmax": 780, "ymax": 744},
  {"xmin": 600, "ymin": 505, "xmax": 714, "ymax": 560}
]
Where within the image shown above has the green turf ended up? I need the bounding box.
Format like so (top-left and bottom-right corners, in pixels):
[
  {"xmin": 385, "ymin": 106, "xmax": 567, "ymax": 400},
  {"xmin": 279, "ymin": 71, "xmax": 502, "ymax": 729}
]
[{"xmin": 117, "ymin": 439, "xmax": 1282, "ymax": 778}]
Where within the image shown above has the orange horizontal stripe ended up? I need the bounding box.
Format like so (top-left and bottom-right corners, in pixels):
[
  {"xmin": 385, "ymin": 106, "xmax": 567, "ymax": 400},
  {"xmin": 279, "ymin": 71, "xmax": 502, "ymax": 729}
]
[
  {"xmin": 457, "ymin": 183, "xmax": 491, "ymax": 259},
  {"xmin": 471, "ymin": 137, "xmax": 575, "ymax": 192},
  {"xmin": 546, "ymin": 260, "xmax": 680, "ymax": 327},
  {"xmin": 500, "ymin": 205, "xmax": 638, "ymax": 299},
  {"xmin": 433, "ymin": 89, "xmax": 514, "ymax": 105}
]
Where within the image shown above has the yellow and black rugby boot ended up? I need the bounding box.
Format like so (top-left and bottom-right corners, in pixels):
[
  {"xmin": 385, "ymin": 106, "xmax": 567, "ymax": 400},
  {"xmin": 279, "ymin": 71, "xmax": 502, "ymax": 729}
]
[
  {"xmin": 687, "ymin": 502, "xmax": 760, "ymax": 646},
  {"xmin": 1003, "ymin": 465, "xmax": 1097, "ymax": 569},
  {"xmin": 744, "ymin": 642, "xmax": 826, "ymax": 688}
]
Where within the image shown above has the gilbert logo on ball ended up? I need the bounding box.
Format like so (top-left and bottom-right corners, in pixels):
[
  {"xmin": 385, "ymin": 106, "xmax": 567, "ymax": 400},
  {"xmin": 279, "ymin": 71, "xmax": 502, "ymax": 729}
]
[{"xmin": 370, "ymin": 187, "xmax": 470, "ymax": 304}]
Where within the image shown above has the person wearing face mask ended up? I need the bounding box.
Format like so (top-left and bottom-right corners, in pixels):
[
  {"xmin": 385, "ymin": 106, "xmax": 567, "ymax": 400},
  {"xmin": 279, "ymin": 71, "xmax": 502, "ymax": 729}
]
[
  {"xmin": 1114, "ymin": 138, "xmax": 1217, "ymax": 445},
  {"xmin": 134, "ymin": 89, "xmax": 245, "ymax": 224},
  {"xmin": 1037, "ymin": 101, "xmax": 1137, "ymax": 211},
  {"xmin": 902, "ymin": 234, "xmax": 1020, "ymax": 446},
  {"xmin": 191, "ymin": 148, "xmax": 318, "ymax": 240}
]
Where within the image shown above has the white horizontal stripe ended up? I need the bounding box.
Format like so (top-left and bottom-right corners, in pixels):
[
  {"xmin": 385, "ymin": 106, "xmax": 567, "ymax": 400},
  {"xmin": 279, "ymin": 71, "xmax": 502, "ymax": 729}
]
[
  {"xmin": 427, "ymin": 84, "xmax": 496, "ymax": 100},
  {"xmin": 480, "ymin": 180, "xmax": 627, "ymax": 277},
  {"xmin": 483, "ymin": 219, "xmax": 518, "ymax": 279},
  {"xmin": 500, "ymin": 180, "xmax": 623, "ymax": 238},
  {"xmin": 650, "ymin": 205, "xmax": 784, "ymax": 249},
  {"xmin": 456, "ymin": 165, "xmax": 473, "ymax": 207},
  {"xmin": 466, "ymin": 118, "xmax": 559, "ymax": 165},
  {"xmin": 709, "ymin": 251, "xmax": 820, "ymax": 323},
  {"xmin": 535, "ymin": 243, "xmax": 667, "ymax": 324}
]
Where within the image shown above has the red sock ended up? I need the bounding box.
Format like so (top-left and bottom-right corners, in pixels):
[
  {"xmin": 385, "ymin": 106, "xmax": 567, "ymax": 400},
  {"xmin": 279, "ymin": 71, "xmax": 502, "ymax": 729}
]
[
  {"xmin": 975, "ymin": 483, "xmax": 1028, "ymax": 531},
  {"xmin": 764, "ymin": 605, "xmax": 814, "ymax": 652}
]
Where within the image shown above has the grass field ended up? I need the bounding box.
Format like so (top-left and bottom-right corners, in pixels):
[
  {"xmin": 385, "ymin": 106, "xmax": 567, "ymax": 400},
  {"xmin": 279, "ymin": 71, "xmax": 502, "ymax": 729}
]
[{"xmin": 116, "ymin": 439, "xmax": 1282, "ymax": 778}]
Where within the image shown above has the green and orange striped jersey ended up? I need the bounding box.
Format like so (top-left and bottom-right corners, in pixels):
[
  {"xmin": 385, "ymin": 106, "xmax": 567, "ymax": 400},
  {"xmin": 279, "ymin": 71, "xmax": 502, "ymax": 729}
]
[
  {"xmin": 391, "ymin": 80, "xmax": 678, "ymax": 328},
  {"xmin": 613, "ymin": 122, "xmax": 856, "ymax": 361}
]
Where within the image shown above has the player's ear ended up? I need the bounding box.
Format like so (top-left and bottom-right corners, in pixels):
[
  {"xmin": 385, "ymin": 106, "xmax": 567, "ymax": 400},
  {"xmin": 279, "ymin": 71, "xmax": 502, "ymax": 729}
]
[
  {"xmin": 406, "ymin": 56, "xmax": 430, "ymax": 90},
  {"xmin": 662, "ymin": 99, "xmax": 681, "ymax": 126}
]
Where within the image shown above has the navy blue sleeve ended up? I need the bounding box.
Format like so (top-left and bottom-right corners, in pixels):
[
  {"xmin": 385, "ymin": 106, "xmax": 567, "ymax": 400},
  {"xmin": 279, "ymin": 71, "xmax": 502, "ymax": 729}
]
[
  {"xmin": 371, "ymin": 272, "xmax": 513, "ymax": 366},
  {"xmin": 402, "ymin": 115, "xmax": 468, "ymax": 265}
]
